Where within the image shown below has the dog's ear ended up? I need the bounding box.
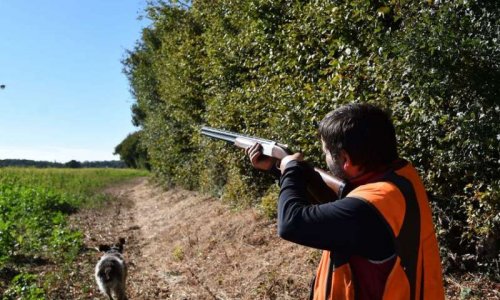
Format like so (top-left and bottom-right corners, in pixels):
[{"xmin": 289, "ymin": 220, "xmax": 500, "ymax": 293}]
[
  {"xmin": 98, "ymin": 244, "xmax": 111, "ymax": 252},
  {"xmin": 117, "ymin": 238, "xmax": 125, "ymax": 252}
]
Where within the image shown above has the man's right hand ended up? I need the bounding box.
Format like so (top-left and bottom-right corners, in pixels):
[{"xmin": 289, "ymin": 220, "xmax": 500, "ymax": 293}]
[{"xmin": 246, "ymin": 143, "xmax": 277, "ymax": 171}]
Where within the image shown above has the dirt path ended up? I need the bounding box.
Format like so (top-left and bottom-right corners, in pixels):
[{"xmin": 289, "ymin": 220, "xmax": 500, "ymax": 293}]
[{"xmin": 69, "ymin": 178, "xmax": 317, "ymax": 300}]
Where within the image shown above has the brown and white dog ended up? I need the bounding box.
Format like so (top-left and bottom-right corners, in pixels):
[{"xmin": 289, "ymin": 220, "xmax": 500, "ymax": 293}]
[{"xmin": 95, "ymin": 238, "xmax": 128, "ymax": 300}]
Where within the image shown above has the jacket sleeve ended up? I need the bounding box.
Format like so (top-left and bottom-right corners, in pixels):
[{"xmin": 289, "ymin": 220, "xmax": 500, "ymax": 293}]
[{"xmin": 277, "ymin": 160, "xmax": 387, "ymax": 254}]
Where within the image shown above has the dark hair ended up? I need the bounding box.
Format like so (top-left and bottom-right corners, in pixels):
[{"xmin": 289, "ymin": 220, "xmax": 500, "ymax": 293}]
[{"xmin": 318, "ymin": 103, "xmax": 398, "ymax": 172}]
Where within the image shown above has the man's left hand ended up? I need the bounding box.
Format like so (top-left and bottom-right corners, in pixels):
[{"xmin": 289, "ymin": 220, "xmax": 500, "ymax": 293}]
[{"xmin": 280, "ymin": 153, "xmax": 304, "ymax": 174}]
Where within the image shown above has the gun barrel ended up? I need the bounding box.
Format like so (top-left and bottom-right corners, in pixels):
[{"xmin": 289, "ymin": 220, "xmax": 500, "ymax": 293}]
[
  {"xmin": 201, "ymin": 126, "xmax": 288, "ymax": 148},
  {"xmin": 201, "ymin": 126, "xmax": 238, "ymax": 143}
]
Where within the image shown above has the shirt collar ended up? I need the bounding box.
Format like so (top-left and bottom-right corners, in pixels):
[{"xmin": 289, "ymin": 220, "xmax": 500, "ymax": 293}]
[{"xmin": 349, "ymin": 159, "xmax": 407, "ymax": 185}]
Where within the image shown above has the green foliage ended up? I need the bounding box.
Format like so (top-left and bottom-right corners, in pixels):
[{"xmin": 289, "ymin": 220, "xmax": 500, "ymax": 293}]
[
  {"xmin": 259, "ymin": 184, "xmax": 280, "ymax": 219},
  {"xmin": 124, "ymin": 0, "xmax": 499, "ymax": 277},
  {"xmin": 0, "ymin": 185, "xmax": 79, "ymax": 263},
  {"xmin": 172, "ymin": 245, "xmax": 185, "ymax": 261},
  {"xmin": 123, "ymin": 3, "xmax": 204, "ymax": 189},
  {"xmin": 2, "ymin": 274, "xmax": 44, "ymax": 300},
  {"xmin": 114, "ymin": 131, "xmax": 151, "ymax": 169},
  {"xmin": 221, "ymin": 165, "xmax": 256, "ymax": 208}
]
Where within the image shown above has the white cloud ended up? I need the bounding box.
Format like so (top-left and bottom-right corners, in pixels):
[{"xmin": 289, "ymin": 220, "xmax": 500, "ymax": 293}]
[{"xmin": 0, "ymin": 146, "xmax": 119, "ymax": 162}]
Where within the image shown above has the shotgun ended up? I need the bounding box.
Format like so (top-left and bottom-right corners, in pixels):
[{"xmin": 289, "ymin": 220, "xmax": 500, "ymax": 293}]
[{"xmin": 201, "ymin": 126, "xmax": 347, "ymax": 203}]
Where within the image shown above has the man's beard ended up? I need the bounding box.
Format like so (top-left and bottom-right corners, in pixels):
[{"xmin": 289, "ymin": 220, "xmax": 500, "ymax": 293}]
[{"xmin": 327, "ymin": 160, "xmax": 349, "ymax": 181}]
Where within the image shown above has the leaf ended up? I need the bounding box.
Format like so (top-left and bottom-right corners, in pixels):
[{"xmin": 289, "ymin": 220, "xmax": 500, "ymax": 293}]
[{"xmin": 377, "ymin": 6, "xmax": 391, "ymax": 17}]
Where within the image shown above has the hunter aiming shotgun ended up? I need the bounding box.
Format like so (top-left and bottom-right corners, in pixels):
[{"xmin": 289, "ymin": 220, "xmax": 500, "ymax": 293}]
[{"xmin": 201, "ymin": 126, "xmax": 348, "ymax": 203}]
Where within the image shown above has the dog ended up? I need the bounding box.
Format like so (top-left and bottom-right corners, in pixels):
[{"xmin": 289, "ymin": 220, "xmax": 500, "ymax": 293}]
[{"xmin": 95, "ymin": 238, "xmax": 128, "ymax": 300}]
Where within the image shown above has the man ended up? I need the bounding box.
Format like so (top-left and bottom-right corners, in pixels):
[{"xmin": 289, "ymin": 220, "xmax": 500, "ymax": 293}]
[{"xmin": 246, "ymin": 103, "xmax": 444, "ymax": 300}]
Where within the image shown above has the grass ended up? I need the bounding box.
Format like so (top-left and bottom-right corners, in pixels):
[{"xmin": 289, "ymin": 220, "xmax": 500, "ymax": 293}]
[
  {"xmin": 0, "ymin": 168, "xmax": 148, "ymax": 205},
  {"xmin": 0, "ymin": 167, "xmax": 148, "ymax": 299}
]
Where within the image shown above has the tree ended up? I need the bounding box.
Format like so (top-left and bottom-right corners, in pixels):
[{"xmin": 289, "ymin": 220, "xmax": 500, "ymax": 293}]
[
  {"xmin": 114, "ymin": 131, "xmax": 150, "ymax": 169},
  {"xmin": 65, "ymin": 160, "xmax": 82, "ymax": 168}
]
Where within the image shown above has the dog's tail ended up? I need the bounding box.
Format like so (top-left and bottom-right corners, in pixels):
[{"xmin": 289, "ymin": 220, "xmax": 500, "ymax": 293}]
[{"xmin": 97, "ymin": 259, "xmax": 125, "ymax": 282}]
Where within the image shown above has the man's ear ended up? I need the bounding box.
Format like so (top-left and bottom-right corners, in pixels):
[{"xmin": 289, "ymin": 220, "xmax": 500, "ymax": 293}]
[
  {"xmin": 340, "ymin": 150, "xmax": 361, "ymax": 178},
  {"xmin": 339, "ymin": 150, "xmax": 351, "ymax": 171}
]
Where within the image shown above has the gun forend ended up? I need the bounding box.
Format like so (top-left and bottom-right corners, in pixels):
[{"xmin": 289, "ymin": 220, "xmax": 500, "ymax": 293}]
[{"xmin": 201, "ymin": 126, "xmax": 291, "ymax": 159}]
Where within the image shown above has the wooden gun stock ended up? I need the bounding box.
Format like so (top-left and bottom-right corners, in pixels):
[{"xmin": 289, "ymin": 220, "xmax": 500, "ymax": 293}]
[
  {"xmin": 201, "ymin": 126, "xmax": 346, "ymax": 201},
  {"xmin": 314, "ymin": 168, "xmax": 346, "ymax": 196}
]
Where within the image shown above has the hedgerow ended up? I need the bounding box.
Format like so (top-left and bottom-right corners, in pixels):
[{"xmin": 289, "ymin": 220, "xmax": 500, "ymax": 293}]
[{"xmin": 124, "ymin": 0, "xmax": 499, "ymax": 277}]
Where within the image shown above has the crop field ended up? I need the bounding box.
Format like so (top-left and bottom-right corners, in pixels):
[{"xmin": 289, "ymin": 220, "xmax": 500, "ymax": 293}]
[{"xmin": 0, "ymin": 168, "xmax": 148, "ymax": 299}]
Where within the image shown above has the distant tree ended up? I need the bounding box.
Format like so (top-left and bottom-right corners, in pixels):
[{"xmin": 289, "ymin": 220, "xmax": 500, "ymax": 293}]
[
  {"xmin": 114, "ymin": 131, "xmax": 150, "ymax": 169},
  {"xmin": 65, "ymin": 160, "xmax": 82, "ymax": 168}
]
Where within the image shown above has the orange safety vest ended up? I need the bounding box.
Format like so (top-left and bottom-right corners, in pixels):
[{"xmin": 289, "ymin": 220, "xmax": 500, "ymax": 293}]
[{"xmin": 311, "ymin": 163, "xmax": 444, "ymax": 300}]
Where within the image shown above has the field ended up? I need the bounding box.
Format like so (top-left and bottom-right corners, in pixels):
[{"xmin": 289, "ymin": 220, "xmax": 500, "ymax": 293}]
[{"xmin": 0, "ymin": 168, "xmax": 148, "ymax": 299}]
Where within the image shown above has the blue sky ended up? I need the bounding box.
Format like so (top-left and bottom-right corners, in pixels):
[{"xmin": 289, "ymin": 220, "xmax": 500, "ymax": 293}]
[{"xmin": 0, "ymin": 1, "xmax": 150, "ymax": 162}]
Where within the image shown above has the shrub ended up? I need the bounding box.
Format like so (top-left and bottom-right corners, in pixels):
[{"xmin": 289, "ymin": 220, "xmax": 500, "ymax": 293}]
[
  {"xmin": 259, "ymin": 184, "xmax": 280, "ymax": 219},
  {"xmin": 114, "ymin": 131, "xmax": 151, "ymax": 169},
  {"xmin": 3, "ymin": 274, "xmax": 45, "ymax": 300}
]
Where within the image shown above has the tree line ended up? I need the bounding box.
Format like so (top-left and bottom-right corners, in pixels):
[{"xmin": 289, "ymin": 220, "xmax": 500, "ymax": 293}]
[
  {"xmin": 0, "ymin": 159, "xmax": 126, "ymax": 169},
  {"xmin": 120, "ymin": 0, "xmax": 499, "ymax": 278}
]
